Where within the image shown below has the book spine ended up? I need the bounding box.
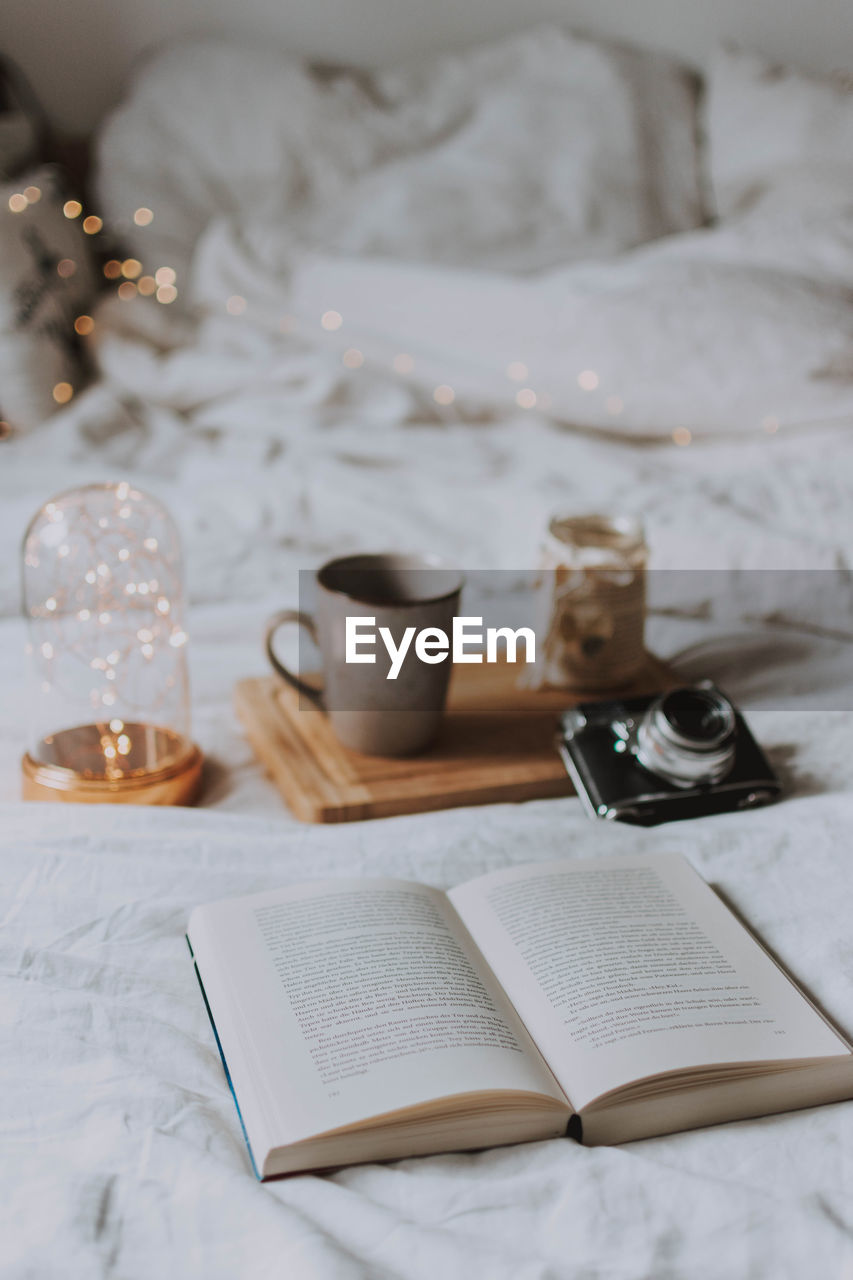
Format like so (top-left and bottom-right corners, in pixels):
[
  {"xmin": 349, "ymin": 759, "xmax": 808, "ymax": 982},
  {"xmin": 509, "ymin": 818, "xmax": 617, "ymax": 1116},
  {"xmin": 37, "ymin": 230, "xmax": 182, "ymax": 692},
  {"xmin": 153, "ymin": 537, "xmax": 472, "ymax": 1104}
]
[{"xmin": 188, "ymin": 936, "xmax": 262, "ymax": 1181}]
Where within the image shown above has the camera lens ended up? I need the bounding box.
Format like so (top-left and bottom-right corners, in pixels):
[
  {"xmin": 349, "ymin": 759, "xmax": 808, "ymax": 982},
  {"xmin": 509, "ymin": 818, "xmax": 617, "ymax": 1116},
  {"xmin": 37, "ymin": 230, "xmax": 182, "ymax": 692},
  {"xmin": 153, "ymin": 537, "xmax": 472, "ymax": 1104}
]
[
  {"xmin": 634, "ymin": 684, "xmax": 736, "ymax": 789},
  {"xmin": 658, "ymin": 687, "xmax": 733, "ymax": 746}
]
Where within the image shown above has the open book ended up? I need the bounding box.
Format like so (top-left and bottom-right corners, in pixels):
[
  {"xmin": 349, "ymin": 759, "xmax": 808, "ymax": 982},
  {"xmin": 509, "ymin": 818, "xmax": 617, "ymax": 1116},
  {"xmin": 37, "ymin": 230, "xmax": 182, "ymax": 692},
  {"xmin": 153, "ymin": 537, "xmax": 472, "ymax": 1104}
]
[{"xmin": 187, "ymin": 853, "xmax": 853, "ymax": 1178}]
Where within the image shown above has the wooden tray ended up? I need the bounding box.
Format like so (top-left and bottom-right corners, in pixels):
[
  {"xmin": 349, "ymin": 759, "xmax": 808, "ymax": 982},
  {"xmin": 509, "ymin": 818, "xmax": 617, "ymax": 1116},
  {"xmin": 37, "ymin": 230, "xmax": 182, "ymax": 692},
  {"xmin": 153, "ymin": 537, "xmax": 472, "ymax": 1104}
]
[{"xmin": 234, "ymin": 655, "xmax": 675, "ymax": 824}]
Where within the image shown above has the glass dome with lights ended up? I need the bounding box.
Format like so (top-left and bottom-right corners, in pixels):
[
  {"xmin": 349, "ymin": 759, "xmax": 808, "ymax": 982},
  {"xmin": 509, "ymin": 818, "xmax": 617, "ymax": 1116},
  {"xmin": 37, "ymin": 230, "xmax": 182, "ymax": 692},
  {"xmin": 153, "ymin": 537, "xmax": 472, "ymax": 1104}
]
[{"xmin": 21, "ymin": 482, "xmax": 202, "ymax": 804}]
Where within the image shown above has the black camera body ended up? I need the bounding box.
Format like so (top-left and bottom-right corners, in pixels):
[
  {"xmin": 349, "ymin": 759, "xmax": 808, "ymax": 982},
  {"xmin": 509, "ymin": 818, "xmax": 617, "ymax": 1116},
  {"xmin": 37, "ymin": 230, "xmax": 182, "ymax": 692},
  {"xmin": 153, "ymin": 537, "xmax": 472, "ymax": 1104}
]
[{"xmin": 558, "ymin": 682, "xmax": 781, "ymax": 827}]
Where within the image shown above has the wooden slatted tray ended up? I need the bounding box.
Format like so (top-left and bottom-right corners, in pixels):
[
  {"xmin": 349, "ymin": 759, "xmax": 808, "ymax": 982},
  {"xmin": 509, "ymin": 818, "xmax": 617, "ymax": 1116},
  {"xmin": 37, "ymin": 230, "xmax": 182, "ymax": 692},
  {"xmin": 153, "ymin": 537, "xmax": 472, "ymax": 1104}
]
[{"xmin": 234, "ymin": 655, "xmax": 674, "ymax": 824}]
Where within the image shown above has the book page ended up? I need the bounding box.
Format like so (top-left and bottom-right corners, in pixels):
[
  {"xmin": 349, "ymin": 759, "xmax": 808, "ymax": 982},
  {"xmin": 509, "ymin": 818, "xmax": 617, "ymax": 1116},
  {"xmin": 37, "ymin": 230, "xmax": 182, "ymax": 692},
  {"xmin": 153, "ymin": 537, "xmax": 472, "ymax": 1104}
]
[
  {"xmin": 188, "ymin": 877, "xmax": 566, "ymax": 1156},
  {"xmin": 449, "ymin": 854, "xmax": 850, "ymax": 1112}
]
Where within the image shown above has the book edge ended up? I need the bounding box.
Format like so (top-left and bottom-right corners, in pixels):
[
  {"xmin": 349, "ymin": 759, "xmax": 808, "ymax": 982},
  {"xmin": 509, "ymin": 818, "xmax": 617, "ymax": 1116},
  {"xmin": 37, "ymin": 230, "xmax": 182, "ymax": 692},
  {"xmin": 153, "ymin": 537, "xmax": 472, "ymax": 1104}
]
[{"xmin": 188, "ymin": 935, "xmax": 264, "ymax": 1182}]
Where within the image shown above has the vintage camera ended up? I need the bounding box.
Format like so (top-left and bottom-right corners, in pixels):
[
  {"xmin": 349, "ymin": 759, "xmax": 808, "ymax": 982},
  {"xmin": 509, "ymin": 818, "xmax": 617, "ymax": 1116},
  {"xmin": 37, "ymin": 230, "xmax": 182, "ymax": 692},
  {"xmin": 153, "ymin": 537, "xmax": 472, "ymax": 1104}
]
[{"xmin": 558, "ymin": 681, "xmax": 781, "ymax": 826}]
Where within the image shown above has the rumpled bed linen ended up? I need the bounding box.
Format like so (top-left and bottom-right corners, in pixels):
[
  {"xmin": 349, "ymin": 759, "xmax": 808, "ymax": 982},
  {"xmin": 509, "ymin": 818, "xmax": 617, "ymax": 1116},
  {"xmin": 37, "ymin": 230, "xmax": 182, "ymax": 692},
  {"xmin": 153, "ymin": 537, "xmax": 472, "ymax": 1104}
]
[
  {"xmin": 87, "ymin": 37, "xmax": 853, "ymax": 437},
  {"xmin": 2, "ymin": 793, "xmax": 853, "ymax": 1279}
]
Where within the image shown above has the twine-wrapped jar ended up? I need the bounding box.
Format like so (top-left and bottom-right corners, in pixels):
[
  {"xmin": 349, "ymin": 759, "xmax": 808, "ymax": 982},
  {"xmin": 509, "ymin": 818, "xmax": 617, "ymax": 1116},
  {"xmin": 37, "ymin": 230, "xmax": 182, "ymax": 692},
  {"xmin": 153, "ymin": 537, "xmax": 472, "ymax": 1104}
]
[{"xmin": 529, "ymin": 514, "xmax": 647, "ymax": 691}]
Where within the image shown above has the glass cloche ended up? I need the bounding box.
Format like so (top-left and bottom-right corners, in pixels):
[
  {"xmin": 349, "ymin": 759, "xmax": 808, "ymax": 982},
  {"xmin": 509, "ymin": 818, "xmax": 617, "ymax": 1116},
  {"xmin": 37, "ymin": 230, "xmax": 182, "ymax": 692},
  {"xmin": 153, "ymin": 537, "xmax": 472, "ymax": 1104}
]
[{"xmin": 21, "ymin": 482, "xmax": 202, "ymax": 804}]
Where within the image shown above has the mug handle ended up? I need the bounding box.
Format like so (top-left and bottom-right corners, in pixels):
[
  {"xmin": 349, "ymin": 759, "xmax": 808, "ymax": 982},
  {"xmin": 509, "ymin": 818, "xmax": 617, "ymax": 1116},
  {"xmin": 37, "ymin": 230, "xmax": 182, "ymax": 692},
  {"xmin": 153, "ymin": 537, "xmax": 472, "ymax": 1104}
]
[{"xmin": 264, "ymin": 610, "xmax": 325, "ymax": 709}]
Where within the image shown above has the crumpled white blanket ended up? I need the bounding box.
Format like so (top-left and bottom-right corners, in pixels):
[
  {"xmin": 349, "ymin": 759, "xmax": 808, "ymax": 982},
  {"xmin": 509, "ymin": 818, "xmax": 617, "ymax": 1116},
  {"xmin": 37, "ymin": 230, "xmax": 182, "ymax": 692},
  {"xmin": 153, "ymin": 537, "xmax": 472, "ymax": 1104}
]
[
  {"xmin": 2, "ymin": 793, "xmax": 853, "ymax": 1279},
  {"xmin": 276, "ymin": 181, "xmax": 853, "ymax": 434},
  {"xmin": 95, "ymin": 27, "xmax": 703, "ymax": 281},
  {"xmin": 87, "ymin": 35, "xmax": 853, "ymax": 437}
]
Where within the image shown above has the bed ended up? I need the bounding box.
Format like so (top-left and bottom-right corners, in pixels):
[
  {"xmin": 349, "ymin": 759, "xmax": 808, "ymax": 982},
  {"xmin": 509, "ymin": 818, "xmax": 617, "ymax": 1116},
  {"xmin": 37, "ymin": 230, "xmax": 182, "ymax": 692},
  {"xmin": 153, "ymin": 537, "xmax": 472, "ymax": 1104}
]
[{"xmin": 2, "ymin": 28, "xmax": 853, "ymax": 1279}]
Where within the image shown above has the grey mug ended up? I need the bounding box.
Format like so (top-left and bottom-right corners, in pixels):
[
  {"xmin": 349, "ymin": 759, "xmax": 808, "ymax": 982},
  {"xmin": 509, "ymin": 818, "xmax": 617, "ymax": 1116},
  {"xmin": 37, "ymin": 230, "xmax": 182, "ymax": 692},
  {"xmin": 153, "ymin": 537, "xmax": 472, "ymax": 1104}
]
[{"xmin": 265, "ymin": 553, "xmax": 463, "ymax": 757}]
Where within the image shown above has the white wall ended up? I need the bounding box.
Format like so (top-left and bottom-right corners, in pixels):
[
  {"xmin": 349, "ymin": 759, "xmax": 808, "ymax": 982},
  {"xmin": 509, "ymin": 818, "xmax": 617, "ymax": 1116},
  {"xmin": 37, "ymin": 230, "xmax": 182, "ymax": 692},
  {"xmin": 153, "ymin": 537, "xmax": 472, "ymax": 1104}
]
[{"xmin": 5, "ymin": 0, "xmax": 853, "ymax": 135}]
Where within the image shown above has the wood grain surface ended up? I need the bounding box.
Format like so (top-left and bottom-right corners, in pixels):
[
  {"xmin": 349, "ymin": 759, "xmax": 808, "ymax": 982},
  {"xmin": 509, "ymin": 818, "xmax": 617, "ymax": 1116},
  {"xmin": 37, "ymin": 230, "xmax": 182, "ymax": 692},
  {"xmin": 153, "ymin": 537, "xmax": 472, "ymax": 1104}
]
[{"xmin": 234, "ymin": 654, "xmax": 675, "ymax": 823}]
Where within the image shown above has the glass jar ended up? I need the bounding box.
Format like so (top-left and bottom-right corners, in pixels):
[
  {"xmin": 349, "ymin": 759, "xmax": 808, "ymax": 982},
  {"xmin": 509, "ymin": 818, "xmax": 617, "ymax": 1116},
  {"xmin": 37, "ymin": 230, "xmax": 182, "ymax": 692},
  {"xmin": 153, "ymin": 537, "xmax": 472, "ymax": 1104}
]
[
  {"xmin": 529, "ymin": 513, "xmax": 648, "ymax": 691},
  {"xmin": 21, "ymin": 482, "xmax": 202, "ymax": 803}
]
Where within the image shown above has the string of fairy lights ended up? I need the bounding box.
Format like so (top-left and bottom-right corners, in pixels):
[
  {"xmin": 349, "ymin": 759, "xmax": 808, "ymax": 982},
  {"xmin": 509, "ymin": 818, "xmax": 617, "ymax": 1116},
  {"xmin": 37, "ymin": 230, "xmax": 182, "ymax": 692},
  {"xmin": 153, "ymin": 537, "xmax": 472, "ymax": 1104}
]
[
  {"xmin": 23, "ymin": 481, "xmax": 190, "ymax": 777},
  {"xmin": 6, "ymin": 170, "xmax": 787, "ymax": 781},
  {"xmin": 3, "ymin": 182, "xmax": 785, "ymax": 448},
  {"xmin": 5, "ymin": 185, "xmax": 179, "ymax": 420}
]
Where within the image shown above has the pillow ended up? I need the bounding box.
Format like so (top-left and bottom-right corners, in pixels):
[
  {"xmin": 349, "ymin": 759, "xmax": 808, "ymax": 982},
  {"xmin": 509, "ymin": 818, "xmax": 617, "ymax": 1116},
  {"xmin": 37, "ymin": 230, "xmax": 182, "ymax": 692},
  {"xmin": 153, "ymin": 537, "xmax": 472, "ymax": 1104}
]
[
  {"xmin": 705, "ymin": 46, "xmax": 853, "ymax": 218},
  {"xmin": 95, "ymin": 27, "xmax": 705, "ymax": 282},
  {"xmin": 0, "ymin": 167, "xmax": 97, "ymax": 433},
  {"xmin": 304, "ymin": 26, "xmax": 706, "ymax": 271},
  {"xmin": 285, "ymin": 238, "xmax": 853, "ymax": 436}
]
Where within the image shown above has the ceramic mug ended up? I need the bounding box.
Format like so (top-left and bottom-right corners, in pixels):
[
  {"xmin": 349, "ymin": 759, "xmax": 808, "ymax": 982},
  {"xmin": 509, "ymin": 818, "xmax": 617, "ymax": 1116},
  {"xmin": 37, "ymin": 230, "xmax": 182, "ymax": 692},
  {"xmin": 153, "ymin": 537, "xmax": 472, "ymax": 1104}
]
[{"xmin": 265, "ymin": 553, "xmax": 463, "ymax": 757}]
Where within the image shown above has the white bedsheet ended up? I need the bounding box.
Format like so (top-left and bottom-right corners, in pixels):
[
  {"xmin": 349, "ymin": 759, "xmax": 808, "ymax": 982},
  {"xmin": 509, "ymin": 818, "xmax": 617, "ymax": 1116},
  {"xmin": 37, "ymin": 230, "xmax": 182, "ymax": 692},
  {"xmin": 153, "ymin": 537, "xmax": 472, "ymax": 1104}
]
[
  {"xmin": 3, "ymin": 30, "xmax": 853, "ymax": 1280},
  {"xmin": 3, "ymin": 795, "xmax": 853, "ymax": 1279},
  {"xmin": 3, "ymin": 401, "xmax": 853, "ymax": 1279}
]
